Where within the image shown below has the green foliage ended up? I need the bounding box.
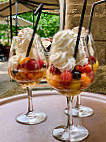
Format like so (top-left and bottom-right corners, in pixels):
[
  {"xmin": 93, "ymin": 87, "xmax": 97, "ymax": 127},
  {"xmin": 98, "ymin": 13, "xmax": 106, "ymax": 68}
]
[
  {"xmin": 0, "ymin": 24, "xmax": 9, "ymax": 39},
  {"xmin": 0, "ymin": 12, "xmax": 59, "ymax": 45},
  {"xmin": 0, "ymin": 0, "xmax": 8, "ymax": 4},
  {"xmin": 19, "ymin": 12, "xmax": 59, "ymax": 37}
]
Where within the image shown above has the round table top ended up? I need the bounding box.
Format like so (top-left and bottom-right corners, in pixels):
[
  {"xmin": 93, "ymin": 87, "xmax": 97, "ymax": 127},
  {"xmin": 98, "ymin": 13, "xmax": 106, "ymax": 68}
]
[{"xmin": 0, "ymin": 90, "xmax": 106, "ymax": 142}]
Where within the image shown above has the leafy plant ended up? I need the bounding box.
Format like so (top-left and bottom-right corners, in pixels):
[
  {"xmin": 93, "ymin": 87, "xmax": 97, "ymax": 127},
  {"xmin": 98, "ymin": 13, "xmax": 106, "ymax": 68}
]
[
  {"xmin": 19, "ymin": 12, "xmax": 59, "ymax": 37},
  {"xmin": 0, "ymin": 12, "xmax": 59, "ymax": 45}
]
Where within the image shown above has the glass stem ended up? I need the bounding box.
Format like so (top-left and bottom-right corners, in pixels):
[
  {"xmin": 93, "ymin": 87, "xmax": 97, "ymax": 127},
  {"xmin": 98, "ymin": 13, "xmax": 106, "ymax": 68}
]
[
  {"xmin": 67, "ymin": 97, "xmax": 73, "ymax": 129},
  {"xmin": 27, "ymin": 87, "xmax": 34, "ymax": 113},
  {"xmin": 75, "ymin": 95, "xmax": 81, "ymax": 108},
  {"xmin": 66, "ymin": 97, "xmax": 69, "ymax": 107}
]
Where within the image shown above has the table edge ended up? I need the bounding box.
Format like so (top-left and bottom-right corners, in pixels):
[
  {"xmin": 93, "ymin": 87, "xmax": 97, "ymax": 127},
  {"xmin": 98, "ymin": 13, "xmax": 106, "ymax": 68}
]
[{"xmin": 0, "ymin": 90, "xmax": 106, "ymax": 106}]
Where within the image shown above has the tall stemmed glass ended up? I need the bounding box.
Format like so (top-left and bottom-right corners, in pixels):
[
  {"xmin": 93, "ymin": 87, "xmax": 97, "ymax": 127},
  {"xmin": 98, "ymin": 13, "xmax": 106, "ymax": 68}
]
[
  {"xmin": 64, "ymin": 28, "xmax": 98, "ymax": 117},
  {"xmin": 72, "ymin": 33, "xmax": 98, "ymax": 117},
  {"xmin": 46, "ymin": 27, "xmax": 96, "ymax": 141},
  {"xmin": 70, "ymin": 0, "xmax": 106, "ymax": 117},
  {"xmin": 8, "ymin": 27, "xmax": 47, "ymax": 124}
]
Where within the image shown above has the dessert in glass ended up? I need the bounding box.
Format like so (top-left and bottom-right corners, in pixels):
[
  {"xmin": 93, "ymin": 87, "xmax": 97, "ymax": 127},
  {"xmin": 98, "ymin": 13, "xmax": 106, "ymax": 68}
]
[
  {"xmin": 46, "ymin": 29, "xmax": 98, "ymax": 141},
  {"xmin": 64, "ymin": 27, "xmax": 98, "ymax": 117},
  {"xmin": 8, "ymin": 28, "xmax": 47, "ymax": 124}
]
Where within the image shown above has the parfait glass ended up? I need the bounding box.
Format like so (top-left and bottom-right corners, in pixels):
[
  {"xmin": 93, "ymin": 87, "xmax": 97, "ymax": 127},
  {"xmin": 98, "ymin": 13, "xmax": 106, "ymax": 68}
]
[
  {"xmin": 8, "ymin": 32, "xmax": 47, "ymax": 125},
  {"xmin": 71, "ymin": 34, "xmax": 98, "ymax": 117},
  {"xmin": 46, "ymin": 31, "xmax": 96, "ymax": 141}
]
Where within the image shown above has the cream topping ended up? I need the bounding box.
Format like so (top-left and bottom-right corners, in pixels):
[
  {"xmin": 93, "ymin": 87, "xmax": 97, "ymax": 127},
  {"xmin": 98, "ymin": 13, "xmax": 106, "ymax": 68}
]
[
  {"xmin": 49, "ymin": 28, "xmax": 93, "ymax": 72},
  {"xmin": 9, "ymin": 28, "xmax": 45, "ymax": 69}
]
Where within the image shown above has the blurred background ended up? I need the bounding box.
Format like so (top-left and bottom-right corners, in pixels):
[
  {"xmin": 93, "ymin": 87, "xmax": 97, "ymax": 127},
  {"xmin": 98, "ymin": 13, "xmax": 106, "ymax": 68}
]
[{"xmin": 0, "ymin": 0, "xmax": 106, "ymax": 98}]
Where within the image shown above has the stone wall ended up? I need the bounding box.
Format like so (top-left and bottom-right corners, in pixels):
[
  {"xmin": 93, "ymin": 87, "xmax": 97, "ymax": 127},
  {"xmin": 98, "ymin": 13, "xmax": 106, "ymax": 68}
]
[{"xmin": 65, "ymin": 0, "xmax": 106, "ymax": 65}]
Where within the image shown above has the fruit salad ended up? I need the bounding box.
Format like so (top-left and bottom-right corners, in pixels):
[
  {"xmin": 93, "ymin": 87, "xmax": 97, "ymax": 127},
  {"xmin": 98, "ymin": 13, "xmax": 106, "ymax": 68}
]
[
  {"xmin": 9, "ymin": 57, "xmax": 45, "ymax": 87},
  {"xmin": 8, "ymin": 28, "xmax": 46, "ymax": 87},
  {"xmin": 46, "ymin": 28, "xmax": 98, "ymax": 96},
  {"xmin": 47, "ymin": 63, "xmax": 94, "ymax": 96}
]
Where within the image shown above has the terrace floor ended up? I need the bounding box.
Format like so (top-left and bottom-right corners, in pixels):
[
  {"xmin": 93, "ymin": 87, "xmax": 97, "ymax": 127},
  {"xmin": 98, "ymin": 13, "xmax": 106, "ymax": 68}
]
[{"xmin": 0, "ymin": 61, "xmax": 17, "ymax": 98}]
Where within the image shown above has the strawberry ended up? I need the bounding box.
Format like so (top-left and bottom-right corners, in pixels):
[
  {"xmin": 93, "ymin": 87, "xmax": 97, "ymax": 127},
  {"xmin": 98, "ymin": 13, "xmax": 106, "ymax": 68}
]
[
  {"xmin": 76, "ymin": 64, "xmax": 92, "ymax": 73},
  {"xmin": 87, "ymin": 57, "xmax": 90, "ymax": 64},
  {"xmin": 38, "ymin": 60, "xmax": 44, "ymax": 68},
  {"xmin": 83, "ymin": 64, "xmax": 92, "ymax": 73},
  {"xmin": 25, "ymin": 59, "xmax": 39, "ymax": 70},
  {"xmin": 60, "ymin": 70, "xmax": 72, "ymax": 82},
  {"xmin": 50, "ymin": 66, "xmax": 61, "ymax": 74},
  {"xmin": 50, "ymin": 66, "xmax": 55, "ymax": 74},
  {"xmin": 88, "ymin": 56, "xmax": 96, "ymax": 64},
  {"xmin": 91, "ymin": 56, "xmax": 96, "ymax": 63},
  {"xmin": 76, "ymin": 65, "xmax": 84, "ymax": 73}
]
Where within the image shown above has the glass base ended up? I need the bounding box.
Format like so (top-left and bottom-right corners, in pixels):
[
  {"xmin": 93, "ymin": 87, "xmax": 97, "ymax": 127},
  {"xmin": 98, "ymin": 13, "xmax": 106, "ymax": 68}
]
[
  {"xmin": 72, "ymin": 105, "xmax": 94, "ymax": 117},
  {"xmin": 64, "ymin": 105, "xmax": 94, "ymax": 117},
  {"xmin": 53, "ymin": 125, "xmax": 89, "ymax": 142},
  {"xmin": 16, "ymin": 111, "xmax": 47, "ymax": 125}
]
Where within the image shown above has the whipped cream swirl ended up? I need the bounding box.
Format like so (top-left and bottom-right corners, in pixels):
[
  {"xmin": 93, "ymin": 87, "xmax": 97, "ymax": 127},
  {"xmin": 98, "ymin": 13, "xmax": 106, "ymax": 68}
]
[
  {"xmin": 49, "ymin": 28, "xmax": 94, "ymax": 72},
  {"xmin": 9, "ymin": 28, "xmax": 45, "ymax": 69},
  {"xmin": 50, "ymin": 30, "xmax": 76, "ymax": 71}
]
